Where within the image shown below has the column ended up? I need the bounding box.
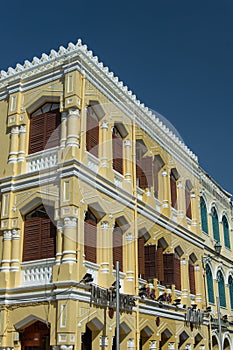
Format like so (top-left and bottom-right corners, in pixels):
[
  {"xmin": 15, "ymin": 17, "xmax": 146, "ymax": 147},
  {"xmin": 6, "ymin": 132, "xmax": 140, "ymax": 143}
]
[
  {"xmin": 194, "ymin": 262, "xmax": 203, "ymax": 308},
  {"xmin": 18, "ymin": 125, "xmax": 26, "ymax": 162},
  {"xmin": 126, "ymin": 232, "xmax": 134, "ymax": 282},
  {"xmin": 161, "ymin": 168, "xmax": 170, "ymax": 215},
  {"xmin": 181, "ymin": 256, "xmax": 189, "ymax": 305},
  {"xmin": 56, "ymin": 221, "xmax": 63, "ymax": 265},
  {"xmin": 100, "ymin": 335, "xmax": 108, "ymax": 348},
  {"xmin": 100, "ymin": 120, "xmax": 109, "ymax": 168},
  {"xmin": 60, "ymin": 111, "xmax": 68, "ymax": 148},
  {"xmin": 8, "ymin": 126, "xmax": 19, "ymax": 163},
  {"xmin": 11, "ymin": 229, "xmax": 20, "ymax": 271},
  {"xmin": 168, "ymin": 342, "xmax": 175, "ymax": 350},
  {"xmin": 124, "ymin": 139, "xmax": 132, "ymax": 183},
  {"xmin": 66, "ymin": 108, "xmax": 80, "ymax": 147},
  {"xmin": 62, "ymin": 217, "xmax": 77, "ymax": 263},
  {"xmin": 177, "ymin": 179, "xmax": 185, "ymax": 219},
  {"xmin": 100, "ymin": 221, "xmax": 110, "ymax": 274},
  {"xmin": 190, "ymin": 192, "xmax": 198, "ymax": 229},
  {"xmin": 1, "ymin": 230, "xmax": 12, "ymax": 271}
]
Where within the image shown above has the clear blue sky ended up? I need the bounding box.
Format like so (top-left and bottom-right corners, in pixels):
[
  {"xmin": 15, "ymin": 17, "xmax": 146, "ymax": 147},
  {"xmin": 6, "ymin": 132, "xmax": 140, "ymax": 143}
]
[{"xmin": 1, "ymin": 0, "xmax": 233, "ymax": 194}]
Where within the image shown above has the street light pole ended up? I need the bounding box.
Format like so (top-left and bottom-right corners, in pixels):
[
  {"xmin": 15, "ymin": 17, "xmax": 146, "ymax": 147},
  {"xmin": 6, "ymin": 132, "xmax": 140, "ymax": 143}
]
[
  {"xmin": 116, "ymin": 260, "xmax": 120, "ymax": 350},
  {"xmin": 216, "ymin": 272, "xmax": 223, "ymax": 350}
]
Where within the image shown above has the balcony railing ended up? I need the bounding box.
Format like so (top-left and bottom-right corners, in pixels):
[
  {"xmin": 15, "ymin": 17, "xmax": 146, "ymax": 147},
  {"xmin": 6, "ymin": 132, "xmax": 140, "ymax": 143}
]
[
  {"xmin": 21, "ymin": 258, "xmax": 55, "ymax": 286},
  {"xmin": 26, "ymin": 148, "xmax": 58, "ymax": 173}
]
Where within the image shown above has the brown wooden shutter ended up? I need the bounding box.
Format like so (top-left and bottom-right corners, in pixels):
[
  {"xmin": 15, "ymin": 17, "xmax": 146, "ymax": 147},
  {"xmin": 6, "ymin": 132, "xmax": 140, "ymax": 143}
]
[
  {"xmin": 170, "ymin": 174, "xmax": 177, "ymax": 209},
  {"xmin": 40, "ymin": 218, "xmax": 56, "ymax": 259},
  {"xmin": 137, "ymin": 157, "xmax": 153, "ymax": 189},
  {"xmin": 112, "ymin": 133, "xmax": 123, "ymax": 175},
  {"xmin": 84, "ymin": 220, "xmax": 97, "ymax": 263},
  {"xmin": 138, "ymin": 237, "xmax": 145, "ymax": 277},
  {"xmin": 155, "ymin": 247, "xmax": 164, "ymax": 282},
  {"xmin": 45, "ymin": 111, "xmax": 60, "ymax": 149},
  {"xmin": 153, "ymin": 160, "xmax": 160, "ymax": 198},
  {"xmin": 163, "ymin": 254, "xmax": 181, "ymax": 290},
  {"xmin": 23, "ymin": 218, "xmax": 41, "ymax": 261},
  {"xmin": 174, "ymin": 257, "xmax": 181, "ymax": 291},
  {"xmin": 144, "ymin": 245, "xmax": 157, "ymax": 280},
  {"xmin": 113, "ymin": 226, "xmax": 123, "ymax": 271},
  {"xmin": 189, "ymin": 262, "xmax": 196, "ymax": 295},
  {"xmin": 29, "ymin": 115, "xmax": 45, "ymax": 154},
  {"xmin": 86, "ymin": 113, "xmax": 99, "ymax": 157},
  {"xmin": 185, "ymin": 187, "xmax": 192, "ymax": 219}
]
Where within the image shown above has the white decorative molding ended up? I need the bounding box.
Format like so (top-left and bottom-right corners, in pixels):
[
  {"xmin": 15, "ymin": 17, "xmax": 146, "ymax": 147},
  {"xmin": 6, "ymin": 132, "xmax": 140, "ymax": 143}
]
[
  {"xmin": 101, "ymin": 120, "xmax": 108, "ymax": 129},
  {"xmin": 21, "ymin": 259, "xmax": 54, "ymax": 285},
  {"xmin": 101, "ymin": 221, "xmax": 109, "ymax": 230},
  {"xmin": 26, "ymin": 148, "xmax": 58, "ymax": 173}
]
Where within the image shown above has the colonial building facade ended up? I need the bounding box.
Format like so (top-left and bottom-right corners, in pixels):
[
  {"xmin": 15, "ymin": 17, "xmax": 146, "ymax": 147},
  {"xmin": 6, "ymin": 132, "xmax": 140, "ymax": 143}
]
[{"xmin": 0, "ymin": 39, "xmax": 232, "ymax": 350}]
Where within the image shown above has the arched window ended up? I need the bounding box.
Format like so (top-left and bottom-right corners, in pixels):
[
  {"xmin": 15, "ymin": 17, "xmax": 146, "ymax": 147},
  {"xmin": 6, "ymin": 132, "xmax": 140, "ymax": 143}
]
[
  {"xmin": 112, "ymin": 125, "xmax": 124, "ymax": 175},
  {"xmin": 222, "ymin": 216, "xmax": 230, "ymax": 249},
  {"xmin": 217, "ymin": 270, "xmax": 226, "ymax": 307},
  {"xmin": 170, "ymin": 168, "xmax": 179, "ymax": 210},
  {"xmin": 200, "ymin": 197, "xmax": 208, "ymax": 234},
  {"xmin": 23, "ymin": 205, "xmax": 56, "ymax": 261},
  {"xmin": 29, "ymin": 103, "xmax": 60, "ymax": 154},
  {"xmin": 86, "ymin": 106, "xmax": 99, "ymax": 157},
  {"xmin": 211, "ymin": 207, "xmax": 220, "ymax": 242},
  {"xmin": 228, "ymin": 275, "xmax": 233, "ymax": 310},
  {"xmin": 206, "ymin": 264, "xmax": 214, "ymax": 303}
]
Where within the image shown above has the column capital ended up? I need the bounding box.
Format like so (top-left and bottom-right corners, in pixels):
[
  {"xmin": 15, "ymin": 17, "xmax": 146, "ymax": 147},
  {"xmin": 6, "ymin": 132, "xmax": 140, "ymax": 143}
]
[
  {"xmin": 101, "ymin": 221, "xmax": 109, "ymax": 230},
  {"xmin": 67, "ymin": 107, "xmax": 80, "ymax": 118},
  {"xmin": 63, "ymin": 217, "xmax": 77, "ymax": 228},
  {"xmin": 3, "ymin": 230, "xmax": 12, "ymax": 240},
  {"xmin": 124, "ymin": 139, "xmax": 131, "ymax": 147},
  {"xmin": 101, "ymin": 120, "xmax": 109, "ymax": 129}
]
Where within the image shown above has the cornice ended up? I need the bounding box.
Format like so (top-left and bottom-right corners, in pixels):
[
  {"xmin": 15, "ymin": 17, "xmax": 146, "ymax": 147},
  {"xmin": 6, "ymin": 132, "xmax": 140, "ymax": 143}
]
[{"xmin": 0, "ymin": 39, "xmax": 198, "ymax": 169}]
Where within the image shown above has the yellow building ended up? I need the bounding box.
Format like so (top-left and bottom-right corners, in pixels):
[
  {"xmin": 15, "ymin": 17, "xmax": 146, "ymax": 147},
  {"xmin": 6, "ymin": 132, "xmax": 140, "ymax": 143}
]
[{"xmin": 0, "ymin": 39, "xmax": 232, "ymax": 350}]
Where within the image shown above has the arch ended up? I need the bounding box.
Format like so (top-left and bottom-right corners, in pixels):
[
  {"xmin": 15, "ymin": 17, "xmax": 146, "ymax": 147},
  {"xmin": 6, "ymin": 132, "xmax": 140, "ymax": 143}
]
[
  {"xmin": 223, "ymin": 333, "xmax": 232, "ymax": 350},
  {"xmin": 25, "ymin": 94, "xmax": 60, "ymax": 115},
  {"xmin": 200, "ymin": 196, "xmax": 208, "ymax": 234},
  {"xmin": 14, "ymin": 314, "xmax": 49, "ymax": 331},
  {"xmin": 217, "ymin": 270, "xmax": 226, "ymax": 307},
  {"xmin": 153, "ymin": 154, "xmax": 165, "ymax": 198},
  {"xmin": 211, "ymin": 207, "xmax": 220, "ymax": 242},
  {"xmin": 206, "ymin": 264, "xmax": 215, "ymax": 304},
  {"xmin": 212, "ymin": 333, "xmax": 220, "ymax": 350},
  {"xmin": 84, "ymin": 207, "xmax": 99, "ymax": 263},
  {"xmin": 222, "ymin": 215, "xmax": 230, "ymax": 249}
]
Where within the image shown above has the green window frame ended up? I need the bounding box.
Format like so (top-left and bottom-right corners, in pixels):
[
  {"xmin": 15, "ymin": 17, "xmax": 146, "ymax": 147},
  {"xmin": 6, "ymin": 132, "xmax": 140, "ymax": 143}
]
[
  {"xmin": 206, "ymin": 264, "xmax": 214, "ymax": 304},
  {"xmin": 217, "ymin": 271, "xmax": 226, "ymax": 308},
  {"xmin": 223, "ymin": 216, "xmax": 230, "ymax": 249},
  {"xmin": 228, "ymin": 276, "xmax": 233, "ymax": 310},
  {"xmin": 200, "ymin": 197, "xmax": 208, "ymax": 234},
  {"xmin": 212, "ymin": 207, "xmax": 220, "ymax": 242}
]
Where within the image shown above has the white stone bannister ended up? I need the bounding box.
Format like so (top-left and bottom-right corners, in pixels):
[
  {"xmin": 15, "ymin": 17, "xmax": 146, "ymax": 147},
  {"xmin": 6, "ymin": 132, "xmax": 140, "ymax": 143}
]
[
  {"xmin": 114, "ymin": 171, "xmax": 124, "ymax": 188},
  {"xmin": 26, "ymin": 148, "xmax": 58, "ymax": 173},
  {"xmin": 21, "ymin": 258, "xmax": 55, "ymax": 285}
]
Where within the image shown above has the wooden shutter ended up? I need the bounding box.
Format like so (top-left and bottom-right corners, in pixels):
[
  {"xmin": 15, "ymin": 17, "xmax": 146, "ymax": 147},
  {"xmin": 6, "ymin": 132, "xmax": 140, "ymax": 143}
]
[
  {"xmin": 29, "ymin": 115, "xmax": 45, "ymax": 154},
  {"xmin": 40, "ymin": 218, "xmax": 56, "ymax": 259},
  {"xmin": 170, "ymin": 173, "xmax": 177, "ymax": 209},
  {"xmin": 137, "ymin": 157, "xmax": 153, "ymax": 189},
  {"xmin": 189, "ymin": 262, "xmax": 196, "ymax": 295},
  {"xmin": 112, "ymin": 132, "xmax": 123, "ymax": 175},
  {"xmin": 185, "ymin": 186, "xmax": 192, "ymax": 219},
  {"xmin": 174, "ymin": 257, "xmax": 181, "ymax": 291},
  {"xmin": 84, "ymin": 220, "xmax": 97, "ymax": 263},
  {"xmin": 153, "ymin": 160, "xmax": 160, "ymax": 198},
  {"xmin": 23, "ymin": 218, "xmax": 41, "ymax": 261},
  {"xmin": 86, "ymin": 112, "xmax": 99, "ymax": 157},
  {"xmin": 163, "ymin": 254, "xmax": 181, "ymax": 290},
  {"xmin": 45, "ymin": 111, "xmax": 60, "ymax": 149},
  {"xmin": 138, "ymin": 237, "xmax": 145, "ymax": 277},
  {"xmin": 155, "ymin": 247, "xmax": 164, "ymax": 282},
  {"xmin": 144, "ymin": 245, "xmax": 157, "ymax": 280},
  {"xmin": 113, "ymin": 226, "xmax": 123, "ymax": 271}
]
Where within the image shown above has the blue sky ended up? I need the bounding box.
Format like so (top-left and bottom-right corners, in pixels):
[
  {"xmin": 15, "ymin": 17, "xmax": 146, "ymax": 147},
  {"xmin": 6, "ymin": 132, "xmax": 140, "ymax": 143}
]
[{"xmin": 1, "ymin": 0, "xmax": 233, "ymax": 194}]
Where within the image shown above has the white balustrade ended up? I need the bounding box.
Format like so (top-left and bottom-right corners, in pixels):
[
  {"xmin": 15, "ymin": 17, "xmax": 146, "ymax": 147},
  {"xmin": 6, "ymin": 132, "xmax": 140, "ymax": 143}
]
[
  {"xmin": 26, "ymin": 149, "xmax": 58, "ymax": 173},
  {"xmin": 21, "ymin": 259, "xmax": 55, "ymax": 285}
]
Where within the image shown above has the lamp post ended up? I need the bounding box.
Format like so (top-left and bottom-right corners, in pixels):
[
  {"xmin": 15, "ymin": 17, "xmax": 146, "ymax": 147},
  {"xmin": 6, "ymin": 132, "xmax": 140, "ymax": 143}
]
[{"xmin": 116, "ymin": 260, "xmax": 120, "ymax": 350}]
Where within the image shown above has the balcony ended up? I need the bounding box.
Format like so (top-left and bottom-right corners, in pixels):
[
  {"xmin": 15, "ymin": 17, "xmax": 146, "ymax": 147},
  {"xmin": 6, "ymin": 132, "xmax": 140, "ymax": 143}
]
[{"xmin": 21, "ymin": 258, "xmax": 55, "ymax": 286}]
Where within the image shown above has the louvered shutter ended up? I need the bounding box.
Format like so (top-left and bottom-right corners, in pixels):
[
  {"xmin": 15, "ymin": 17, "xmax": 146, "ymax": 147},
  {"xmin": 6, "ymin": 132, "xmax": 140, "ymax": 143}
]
[
  {"xmin": 29, "ymin": 115, "xmax": 45, "ymax": 154},
  {"xmin": 138, "ymin": 237, "xmax": 145, "ymax": 277},
  {"xmin": 163, "ymin": 254, "xmax": 175, "ymax": 286},
  {"xmin": 153, "ymin": 160, "xmax": 160, "ymax": 198},
  {"xmin": 155, "ymin": 247, "xmax": 164, "ymax": 282},
  {"xmin": 137, "ymin": 157, "xmax": 152, "ymax": 189},
  {"xmin": 84, "ymin": 220, "xmax": 97, "ymax": 263},
  {"xmin": 189, "ymin": 263, "xmax": 196, "ymax": 295},
  {"xmin": 23, "ymin": 218, "xmax": 41, "ymax": 261},
  {"xmin": 113, "ymin": 226, "xmax": 123, "ymax": 271},
  {"xmin": 185, "ymin": 187, "xmax": 192, "ymax": 219},
  {"xmin": 45, "ymin": 111, "xmax": 60, "ymax": 149},
  {"xmin": 112, "ymin": 133, "xmax": 123, "ymax": 175},
  {"xmin": 170, "ymin": 174, "xmax": 177, "ymax": 209},
  {"xmin": 174, "ymin": 257, "xmax": 181, "ymax": 291},
  {"xmin": 41, "ymin": 218, "xmax": 56, "ymax": 259},
  {"xmin": 144, "ymin": 245, "xmax": 157, "ymax": 280},
  {"xmin": 86, "ymin": 113, "xmax": 99, "ymax": 157}
]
